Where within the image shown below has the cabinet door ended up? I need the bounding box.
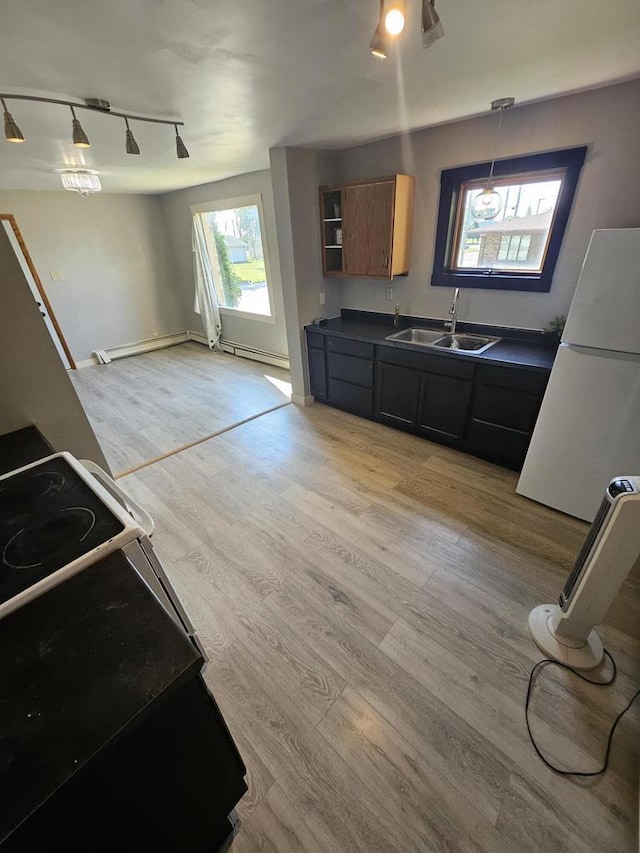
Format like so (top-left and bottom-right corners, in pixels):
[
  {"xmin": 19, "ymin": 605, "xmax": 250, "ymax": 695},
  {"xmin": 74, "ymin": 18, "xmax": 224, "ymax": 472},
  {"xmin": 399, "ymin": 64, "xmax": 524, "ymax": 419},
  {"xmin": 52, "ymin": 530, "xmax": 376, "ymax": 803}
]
[
  {"xmin": 375, "ymin": 363, "xmax": 421, "ymax": 426},
  {"xmin": 418, "ymin": 374, "xmax": 472, "ymax": 441},
  {"xmin": 308, "ymin": 347, "xmax": 327, "ymax": 399},
  {"xmin": 343, "ymin": 181, "xmax": 394, "ymax": 277}
]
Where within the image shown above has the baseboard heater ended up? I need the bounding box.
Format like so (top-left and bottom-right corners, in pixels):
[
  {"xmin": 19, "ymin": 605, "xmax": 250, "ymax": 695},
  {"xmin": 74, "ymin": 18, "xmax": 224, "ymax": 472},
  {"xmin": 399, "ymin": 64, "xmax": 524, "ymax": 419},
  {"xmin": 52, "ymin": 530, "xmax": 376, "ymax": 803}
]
[{"xmin": 188, "ymin": 331, "xmax": 289, "ymax": 370}]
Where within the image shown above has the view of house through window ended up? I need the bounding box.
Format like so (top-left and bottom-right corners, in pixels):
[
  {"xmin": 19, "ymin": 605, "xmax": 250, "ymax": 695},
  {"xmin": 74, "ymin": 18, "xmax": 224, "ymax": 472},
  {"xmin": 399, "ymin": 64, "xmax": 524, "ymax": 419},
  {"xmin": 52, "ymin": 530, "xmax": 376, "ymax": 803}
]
[
  {"xmin": 196, "ymin": 202, "xmax": 272, "ymax": 317},
  {"xmin": 454, "ymin": 176, "xmax": 562, "ymax": 273}
]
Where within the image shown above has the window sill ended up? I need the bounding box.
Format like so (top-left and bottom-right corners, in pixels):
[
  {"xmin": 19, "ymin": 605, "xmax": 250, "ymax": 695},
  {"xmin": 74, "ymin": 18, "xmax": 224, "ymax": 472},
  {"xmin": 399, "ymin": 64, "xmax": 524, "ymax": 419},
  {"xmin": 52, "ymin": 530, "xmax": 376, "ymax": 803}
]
[
  {"xmin": 219, "ymin": 307, "xmax": 277, "ymax": 324},
  {"xmin": 431, "ymin": 270, "xmax": 552, "ymax": 293}
]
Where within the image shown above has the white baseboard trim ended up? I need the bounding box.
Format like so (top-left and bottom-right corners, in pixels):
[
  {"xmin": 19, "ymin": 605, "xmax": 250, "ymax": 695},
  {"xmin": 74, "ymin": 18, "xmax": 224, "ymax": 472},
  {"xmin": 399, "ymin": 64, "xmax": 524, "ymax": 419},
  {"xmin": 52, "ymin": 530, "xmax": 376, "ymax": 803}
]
[
  {"xmin": 291, "ymin": 394, "xmax": 315, "ymax": 406},
  {"xmin": 76, "ymin": 332, "xmax": 189, "ymax": 368},
  {"xmin": 188, "ymin": 330, "xmax": 290, "ymax": 370}
]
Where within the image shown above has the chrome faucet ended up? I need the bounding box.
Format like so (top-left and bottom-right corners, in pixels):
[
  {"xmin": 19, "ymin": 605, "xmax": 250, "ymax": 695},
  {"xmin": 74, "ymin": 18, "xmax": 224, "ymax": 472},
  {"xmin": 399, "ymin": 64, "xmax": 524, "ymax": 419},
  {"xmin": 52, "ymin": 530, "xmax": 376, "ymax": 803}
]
[
  {"xmin": 394, "ymin": 304, "xmax": 401, "ymax": 329},
  {"xmin": 446, "ymin": 288, "xmax": 460, "ymax": 335}
]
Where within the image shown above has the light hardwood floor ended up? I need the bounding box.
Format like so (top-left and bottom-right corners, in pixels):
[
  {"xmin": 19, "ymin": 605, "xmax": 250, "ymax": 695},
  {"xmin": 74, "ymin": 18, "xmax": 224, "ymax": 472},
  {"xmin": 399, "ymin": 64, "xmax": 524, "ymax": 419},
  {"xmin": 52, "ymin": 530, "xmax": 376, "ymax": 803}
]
[
  {"xmin": 120, "ymin": 403, "xmax": 640, "ymax": 853},
  {"xmin": 70, "ymin": 343, "xmax": 291, "ymax": 476}
]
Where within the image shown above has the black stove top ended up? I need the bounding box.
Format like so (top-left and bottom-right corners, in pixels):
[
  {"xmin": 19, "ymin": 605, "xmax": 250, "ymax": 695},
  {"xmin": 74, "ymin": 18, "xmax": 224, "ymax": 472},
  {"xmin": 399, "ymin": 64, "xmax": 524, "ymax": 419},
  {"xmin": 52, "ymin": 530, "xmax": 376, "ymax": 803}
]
[{"xmin": 0, "ymin": 457, "xmax": 124, "ymax": 607}]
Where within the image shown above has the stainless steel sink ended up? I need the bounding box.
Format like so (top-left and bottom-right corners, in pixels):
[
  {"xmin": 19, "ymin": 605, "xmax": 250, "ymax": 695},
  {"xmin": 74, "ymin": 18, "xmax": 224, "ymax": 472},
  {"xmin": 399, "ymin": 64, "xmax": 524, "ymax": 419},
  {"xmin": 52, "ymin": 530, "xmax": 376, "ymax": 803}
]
[
  {"xmin": 385, "ymin": 327, "xmax": 501, "ymax": 354},
  {"xmin": 432, "ymin": 334, "xmax": 501, "ymax": 354},
  {"xmin": 385, "ymin": 328, "xmax": 447, "ymax": 345}
]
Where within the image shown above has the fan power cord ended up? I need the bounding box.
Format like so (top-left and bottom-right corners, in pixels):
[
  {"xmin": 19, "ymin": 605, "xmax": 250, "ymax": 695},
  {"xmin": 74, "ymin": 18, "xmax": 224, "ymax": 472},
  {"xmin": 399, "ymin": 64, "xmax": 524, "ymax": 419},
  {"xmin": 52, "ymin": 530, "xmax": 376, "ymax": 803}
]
[{"xmin": 525, "ymin": 648, "xmax": 640, "ymax": 776}]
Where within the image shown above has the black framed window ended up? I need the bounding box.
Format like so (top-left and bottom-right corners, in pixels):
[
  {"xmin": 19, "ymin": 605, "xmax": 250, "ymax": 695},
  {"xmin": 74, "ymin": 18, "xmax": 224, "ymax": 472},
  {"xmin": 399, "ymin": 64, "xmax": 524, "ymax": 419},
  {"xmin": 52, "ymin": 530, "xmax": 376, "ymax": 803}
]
[{"xmin": 431, "ymin": 147, "xmax": 587, "ymax": 292}]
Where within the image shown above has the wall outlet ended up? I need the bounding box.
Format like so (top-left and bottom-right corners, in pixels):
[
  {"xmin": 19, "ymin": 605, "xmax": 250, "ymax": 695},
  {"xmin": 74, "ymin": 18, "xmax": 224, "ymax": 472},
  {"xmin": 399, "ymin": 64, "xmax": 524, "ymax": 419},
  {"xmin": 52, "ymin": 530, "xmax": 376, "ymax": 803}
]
[
  {"xmin": 319, "ymin": 292, "xmax": 326, "ymax": 306},
  {"xmin": 151, "ymin": 328, "xmax": 159, "ymax": 337},
  {"xmin": 385, "ymin": 287, "xmax": 394, "ymax": 301},
  {"xmin": 50, "ymin": 270, "xmax": 65, "ymax": 281}
]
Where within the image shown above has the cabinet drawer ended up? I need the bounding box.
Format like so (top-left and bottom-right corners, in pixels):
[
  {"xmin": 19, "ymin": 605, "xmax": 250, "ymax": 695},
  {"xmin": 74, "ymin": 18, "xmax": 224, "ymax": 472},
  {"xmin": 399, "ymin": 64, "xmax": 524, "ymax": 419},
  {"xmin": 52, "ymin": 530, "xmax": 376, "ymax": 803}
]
[
  {"xmin": 467, "ymin": 419, "xmax": 531, "ymax": 471},
  {"xmin": 306, "ymin": 330, "xmax": 325, "ymax": 349},
  {"xmin": 377, "ymin": 345, "xmax": 475, "ymax": 380},
  {"xmin": 327, "ymin": 379, "xmax": 373, "ymax": 415},
  {"xmin": 327, "ymin": 352, "xmax": 373, "ymax": 388},
  {"xmin": 326, "ymin": 336, "xmax": 374, "ymax": 359},
  {"xmin": 473, "ymin": 384, "xmax": 542, "ymax": 433},
  {"xmin": 476, "ymin": 364, "xmax": 548, "ymax": 395}
]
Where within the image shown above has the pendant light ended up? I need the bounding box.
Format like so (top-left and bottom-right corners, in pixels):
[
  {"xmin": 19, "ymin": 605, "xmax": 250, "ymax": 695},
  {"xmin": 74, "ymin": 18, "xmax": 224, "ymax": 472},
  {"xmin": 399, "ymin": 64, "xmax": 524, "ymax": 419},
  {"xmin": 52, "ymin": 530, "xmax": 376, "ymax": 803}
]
[
  {"xmin": 470, "ymin": 97, "xmax": 515, "ymax": 222},
  {"xmin": 370, "ymin": 0, "xmax": 389, "ymax": 58},
  {"xmin": 2, "ymin": 98, "xmax": 25, "ymax": 142},
  {"xmin": 124, "ymin": 117, "xmax": 140, "ymax": 154},
  {"xmin": 384, "ymin": 0, "xmax": 407, "ymax": 35},
  {"xmin": 70, "ymin": 106, "xmax": 90, "ymax": 148},
  {"xmin": 175, "ymin": 124, "xmax": 189, "ymax": 159},
  {"xmin": 421, "ymin": 0, "xmax": 444, "ymax": 48}
]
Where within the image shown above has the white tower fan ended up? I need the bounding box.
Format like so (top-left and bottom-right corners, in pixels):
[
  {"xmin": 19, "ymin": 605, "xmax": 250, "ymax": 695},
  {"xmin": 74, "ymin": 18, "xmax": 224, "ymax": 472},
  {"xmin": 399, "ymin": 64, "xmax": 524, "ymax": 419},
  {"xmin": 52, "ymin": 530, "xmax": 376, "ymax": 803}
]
[{"xmin": 529, "ymin": 476, "xmax": 640, "ymax": 670}]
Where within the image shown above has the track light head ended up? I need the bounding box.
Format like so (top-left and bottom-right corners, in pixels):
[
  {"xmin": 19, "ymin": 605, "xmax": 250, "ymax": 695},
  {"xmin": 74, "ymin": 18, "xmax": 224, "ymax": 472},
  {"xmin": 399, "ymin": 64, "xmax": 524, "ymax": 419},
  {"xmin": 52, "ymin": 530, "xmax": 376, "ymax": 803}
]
[
  {"xmin": 70, "ymin": 107, "xmax": 90, "ymax": 147},
  {"xmin": 370, "ymin": 0, "xmax": 389, "ymax": 58},
  {"xmin": 421, "ymin": 0, "xmax": 444, "ymax": 48},
  {"xmin": 1, "ymin": 98, "xmax": 24, "ymax": 142},
  {"xmin": 384, "ymin": 0, "xmax": 407, "ymax": 35},
  {"xmin": 124, "ymin": 118, "xmax": 140, "ymax": 155},
  {"xmin": 175, "ymin": 125, "xmax": 189, "ymax": 159}
]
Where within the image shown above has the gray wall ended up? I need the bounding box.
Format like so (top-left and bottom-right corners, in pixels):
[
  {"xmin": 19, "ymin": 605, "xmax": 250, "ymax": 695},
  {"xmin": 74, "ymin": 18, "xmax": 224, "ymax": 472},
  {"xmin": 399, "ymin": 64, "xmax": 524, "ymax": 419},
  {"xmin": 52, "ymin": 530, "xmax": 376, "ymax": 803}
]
[
  {"xmin": 0, "ymin": 191, "xmax": 184, "ymax": 363},
  {"xmin": 159, "ymin": 169, "xmax": 289, "ymax": 357},
  {"xmin": 332, "ymin": 78, "xmax": 640, "ymax": 330},
  {"xmin": 0, "ymin": 227, "xmax": 108, "ymax": 467}
]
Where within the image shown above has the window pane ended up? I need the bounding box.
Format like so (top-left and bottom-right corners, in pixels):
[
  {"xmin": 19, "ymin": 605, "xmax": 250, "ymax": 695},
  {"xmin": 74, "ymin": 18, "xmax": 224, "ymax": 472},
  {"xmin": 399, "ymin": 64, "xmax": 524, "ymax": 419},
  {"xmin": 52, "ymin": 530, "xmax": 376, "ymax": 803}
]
[
  {"xmin": 453, "ymin": 178, "xmax": 562, "ymax": 273},
  {"xmin": 198, "ymin": 204, "xmax": 272, "ymax": 316}
]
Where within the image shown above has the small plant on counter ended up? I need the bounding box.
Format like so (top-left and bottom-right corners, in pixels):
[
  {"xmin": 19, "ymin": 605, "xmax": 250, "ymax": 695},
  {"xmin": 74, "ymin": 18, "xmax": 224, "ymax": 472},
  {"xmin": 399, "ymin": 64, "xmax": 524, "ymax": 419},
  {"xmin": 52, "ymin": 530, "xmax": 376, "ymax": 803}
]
[{"xmin": 545, "ymin": 315, "xmax": 566, "ymax": 341}]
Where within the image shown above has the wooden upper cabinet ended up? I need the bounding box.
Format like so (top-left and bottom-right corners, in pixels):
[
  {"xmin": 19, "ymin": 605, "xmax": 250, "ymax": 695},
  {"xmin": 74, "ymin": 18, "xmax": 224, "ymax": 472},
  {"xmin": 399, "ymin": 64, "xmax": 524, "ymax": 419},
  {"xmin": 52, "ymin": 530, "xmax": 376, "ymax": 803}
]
[{"xmin": 319, "ymin": 175, "xmax": 415, "ymax": 279}]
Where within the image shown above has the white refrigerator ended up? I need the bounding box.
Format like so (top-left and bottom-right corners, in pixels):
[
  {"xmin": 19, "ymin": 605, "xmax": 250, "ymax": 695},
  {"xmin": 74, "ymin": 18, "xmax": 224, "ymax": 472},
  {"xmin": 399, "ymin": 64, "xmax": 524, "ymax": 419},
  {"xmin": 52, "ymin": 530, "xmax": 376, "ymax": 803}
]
[{"xmin": 517, "ymin": 228, "xmax": 640, "ymax": 522}]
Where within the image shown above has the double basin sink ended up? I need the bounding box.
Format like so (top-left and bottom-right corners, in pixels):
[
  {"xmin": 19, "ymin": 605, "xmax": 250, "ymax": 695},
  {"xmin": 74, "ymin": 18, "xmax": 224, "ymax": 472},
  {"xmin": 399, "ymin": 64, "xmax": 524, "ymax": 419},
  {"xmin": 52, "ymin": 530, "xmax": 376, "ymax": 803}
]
[{"xmin": 386, "ymin": 327, "xmax": 501, "ymax": 354}]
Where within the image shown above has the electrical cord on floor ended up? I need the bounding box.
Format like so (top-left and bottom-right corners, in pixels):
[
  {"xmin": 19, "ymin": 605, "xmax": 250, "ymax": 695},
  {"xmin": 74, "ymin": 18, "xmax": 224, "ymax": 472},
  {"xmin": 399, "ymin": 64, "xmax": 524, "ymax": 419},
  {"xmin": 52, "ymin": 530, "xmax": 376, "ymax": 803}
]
[{"xmin": 525, "ymin": 648, "xmax": 640, "ymax": 776}]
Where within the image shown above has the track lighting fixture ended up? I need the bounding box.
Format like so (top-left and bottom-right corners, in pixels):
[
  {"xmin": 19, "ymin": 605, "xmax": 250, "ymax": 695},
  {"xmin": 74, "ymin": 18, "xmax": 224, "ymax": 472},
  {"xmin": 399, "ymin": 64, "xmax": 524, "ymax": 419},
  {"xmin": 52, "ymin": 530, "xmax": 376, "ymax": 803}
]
[
  {"xmin": 175, "ymin": 124, "xmax": 189, "ymax": 159},
  {"xmin": 370, "ymin": 0, "xmax": 389, "ymax": 58},
  {"xmin": 470, "ymin": 97, "xmax": 515, "ymax": 222},
  {"xmin": 0, "ymin": 94, "xmax": 189, "ymax": 160},
  {"xmin": 2, "ymin": 98, "xmax": 25, "ymax": 143},
  {"xmin": 124, "ymin": 117, "xmax": 140, "ymax": 155},
  {"xmin": 384, "ymin": 0, "xmax": 407, "ymax": 35},
  {"xmin": 421, "ymin": 0, "xmax": 444, "ymax": 48},
  {"xmin": 70, "ymin": 106, "xmax": 91, "ymax": 148},
  {"xmin": 370, "ymin": 0, "xmax": 444, "ymax": 56}
]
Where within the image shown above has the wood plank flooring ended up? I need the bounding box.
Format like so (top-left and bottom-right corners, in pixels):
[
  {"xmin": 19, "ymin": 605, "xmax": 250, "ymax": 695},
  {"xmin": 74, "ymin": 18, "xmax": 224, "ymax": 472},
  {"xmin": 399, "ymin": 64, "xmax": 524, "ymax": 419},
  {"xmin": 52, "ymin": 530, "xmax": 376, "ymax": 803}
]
[
  {"xmin": 70, "ymin": 343, "xmax": 291, "ymax": 476},
  {"xmin": 119, "ymin": 402, "xmax": 639, "ymax": 853}
]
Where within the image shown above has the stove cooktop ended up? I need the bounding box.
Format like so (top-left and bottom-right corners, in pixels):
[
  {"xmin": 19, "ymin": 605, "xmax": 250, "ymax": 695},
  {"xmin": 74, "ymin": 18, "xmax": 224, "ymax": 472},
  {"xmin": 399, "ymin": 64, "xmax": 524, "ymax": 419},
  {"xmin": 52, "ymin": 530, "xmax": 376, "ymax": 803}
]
[{"xmin": 0, "ymin": 456, "xmax": 125, "ymax": 609}]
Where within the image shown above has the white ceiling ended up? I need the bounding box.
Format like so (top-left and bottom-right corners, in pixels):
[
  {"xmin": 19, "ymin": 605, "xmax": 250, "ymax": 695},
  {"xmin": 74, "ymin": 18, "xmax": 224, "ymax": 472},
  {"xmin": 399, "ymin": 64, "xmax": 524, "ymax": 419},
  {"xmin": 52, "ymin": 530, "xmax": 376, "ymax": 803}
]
[{"xmin": 0, "ymin": 0, "xmax": 639, "ymax": 194}]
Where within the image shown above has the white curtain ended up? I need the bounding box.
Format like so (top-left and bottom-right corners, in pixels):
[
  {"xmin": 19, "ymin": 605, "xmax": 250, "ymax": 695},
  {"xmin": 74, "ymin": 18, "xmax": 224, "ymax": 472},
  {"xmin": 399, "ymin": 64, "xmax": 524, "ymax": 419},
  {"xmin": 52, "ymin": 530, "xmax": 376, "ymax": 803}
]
[{"xmin": 192, "ymin": 215, "xmax": 222, "ymax": 350}]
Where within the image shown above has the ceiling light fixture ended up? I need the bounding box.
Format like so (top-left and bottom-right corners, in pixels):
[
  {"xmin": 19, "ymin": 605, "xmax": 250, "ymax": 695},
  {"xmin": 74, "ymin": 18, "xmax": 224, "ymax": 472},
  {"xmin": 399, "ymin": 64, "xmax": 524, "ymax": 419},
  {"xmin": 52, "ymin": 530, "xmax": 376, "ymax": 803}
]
[
  {"xmin": 0, "ymin": 94, "xmax": 189, "ymax": 160},
  {"xmin": 384, "ymin": 0, "xmax": 407, "ymax": 35},
  {"xmin": 175, "ymin": 124, "xmax": 189, "ymax": 159},
  {"xmin": 60, "ymin": 170, "xmax": 101, "ymax": 196},
  {"xmin": 70, "ymin": 106, "xmax": 91, "ymax": 148},
  {"xmin": 2, "ymin": 97, "xmax": 25, "ymax": 143},
  {"xmin": 470, "ymin": 97, "xmax": 515, "ymax": 222},
  {"xmin": 370, "ymin": 0, "xmax": 389, "ymax": 59},
  {"xmin": 421, "ymin": 0, "xmax": 444, "ymax": 48},
  {"xmin": 124, "ymin": 117, "xmax": 140, "ymax": 155}
]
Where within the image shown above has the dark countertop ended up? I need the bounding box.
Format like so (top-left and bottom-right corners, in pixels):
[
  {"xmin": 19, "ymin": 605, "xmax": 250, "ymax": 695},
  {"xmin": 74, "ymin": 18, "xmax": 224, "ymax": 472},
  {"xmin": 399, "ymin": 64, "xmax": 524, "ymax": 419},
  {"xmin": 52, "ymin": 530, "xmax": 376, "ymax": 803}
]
[
  {"xmin": 307, "ymin": 310, "xmax": 557, "ymax": 372},
  {"xmin": 0, "ymin": 550, "xmax": 202, "ymax": 843},
  {"xmin": 0, "ymin": 427, "xmax": 53, "ymax": 476}
]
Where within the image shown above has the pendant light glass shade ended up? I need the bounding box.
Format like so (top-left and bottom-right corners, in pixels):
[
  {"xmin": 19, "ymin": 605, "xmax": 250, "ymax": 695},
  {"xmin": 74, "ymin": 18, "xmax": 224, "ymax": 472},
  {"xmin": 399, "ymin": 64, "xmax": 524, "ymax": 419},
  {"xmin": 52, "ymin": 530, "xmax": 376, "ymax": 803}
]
[
  {"xmin": 471, "ymin": 187, "xmax": 502, "ymax": 221},
  {"xmin": 125, "ymin": 118, "xmax": 140, "ymax": 154},
  {"xmin": 421, "ymin": 0, "xmax": 444, "ymax": 48},
  {"xmin": 70, "ymin": 107, "xmax": 90, "ymax": 147},
  {"xmin": 2, "ymin": 99, "xmax": 25, "ymax": 142},
  {"xmin": 60, "ymin": 170, "xmax": 101, "ymax": 195},
  {"xmin": 384, "ymin": 0, "xmax": 407, "ymax": 35},
  {"xmin": 470, "ymin": 98, "xmax": 514, "ymax": 221},
  {"xmin": 175, "ymin": 125, "xmax": 189, "ymax": 159}
]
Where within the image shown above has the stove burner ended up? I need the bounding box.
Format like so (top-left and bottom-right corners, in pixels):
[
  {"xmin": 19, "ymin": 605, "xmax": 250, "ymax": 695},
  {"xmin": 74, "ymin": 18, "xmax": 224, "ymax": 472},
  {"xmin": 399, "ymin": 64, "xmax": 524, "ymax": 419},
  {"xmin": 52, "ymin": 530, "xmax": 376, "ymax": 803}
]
[
  {"xmin": 2, "ymin": 507, "xmax": 97, "ymax": 570},
  {"xmin": 0, "ymin": 470, "xmax": 65, "ymax": 516}
]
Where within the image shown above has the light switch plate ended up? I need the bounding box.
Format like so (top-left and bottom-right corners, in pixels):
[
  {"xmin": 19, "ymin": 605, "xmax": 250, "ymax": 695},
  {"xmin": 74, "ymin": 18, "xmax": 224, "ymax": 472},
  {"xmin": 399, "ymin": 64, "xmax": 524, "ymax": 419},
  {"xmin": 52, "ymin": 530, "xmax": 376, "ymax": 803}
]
[
  {"xmin": 385, "ymin": 287, "xmax": 394, "ymax": 301},
  {"xmin": 319, "ymin": 292, "xmax": 326, "ymax": 306},
  {"xmin": 50, "ymin": 270, "xmax": 65, "ymax": 281}
]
